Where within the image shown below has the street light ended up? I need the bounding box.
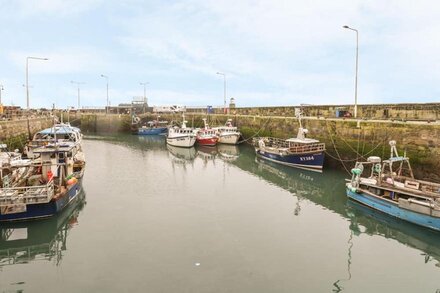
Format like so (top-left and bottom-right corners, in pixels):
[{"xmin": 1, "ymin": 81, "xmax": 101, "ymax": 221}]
[
  {"xmin": 216, "ymin": 72, "xmax": 226, "ymax": 113},
  {"xmin": 71, "ymin": 81, "xmax": 85, "ymax": 109},
  {"xmin": 139, "ymin": 82, "xmax": 149, "ymax": 114},
  {"xmin": 343, "ymin": 25, "xmax": 359, "ymax": 118},
  {"xmin": 26, "ymin": 56, "xmax": 48, "ymax": 110},
  {"xmin": 101, "ymin": 74, "xmax": 109, "ymax": 114}
]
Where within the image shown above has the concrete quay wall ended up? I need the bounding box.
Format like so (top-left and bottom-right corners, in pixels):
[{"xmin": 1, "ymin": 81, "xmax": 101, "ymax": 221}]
[{"xmin": 0, "ymin": 118, "xmax": 54, "ymax": 150}]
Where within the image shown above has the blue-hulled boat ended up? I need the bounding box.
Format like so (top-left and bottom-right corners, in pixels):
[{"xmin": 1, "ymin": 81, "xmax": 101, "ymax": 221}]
[
  {"xmin": 254, "ymin": 114, "xmax": 325, "ymax": 172},
  {"xmin": 137, "ymin": 120, "xmax": 168, "ymax": 135},
  {"xmin": 346, "ymin": 140, "xmax": 440, "ymax": 232},
  {"xmin": 0, "ymin": 125, "xmax": 85, "ymax": 222}
]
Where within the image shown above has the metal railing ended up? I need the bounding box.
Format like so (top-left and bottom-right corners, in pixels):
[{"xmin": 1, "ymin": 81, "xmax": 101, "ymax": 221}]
[
  {"xmin": 258, "ymin": 137, "xmax": 325, "ymax": 153},
  {"xmin": 0, "ymin": 180, "xmax": 55, "ymax": 205}
]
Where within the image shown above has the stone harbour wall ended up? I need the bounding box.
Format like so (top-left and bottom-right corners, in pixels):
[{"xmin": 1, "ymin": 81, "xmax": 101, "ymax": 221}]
[
  {"xmin": 148, "ymin": 113, "xmax": 440, "ymax": 182},
  {"xmin": 187, "ymin": 103, "xmax": 440, "ymax": 121},
  {"xmin": 0, "ymin": 118, "xmax": 54, "ymax": 150}
]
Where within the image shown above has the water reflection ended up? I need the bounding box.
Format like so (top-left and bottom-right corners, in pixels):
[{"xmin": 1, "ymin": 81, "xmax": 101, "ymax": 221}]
[
  {"xmin": 0, "ymin": 191, "xmax": 86, "ymax": 267},
  {"xmin": 137, "ymin": 134, "xmax": 166, "ymax": 147},
  {"xmin": 197, "ymin": 146, "xmax": 218, "ymax": 166},
  {"xmin": 347, "ymin": 200, "xmax": 440, "ymax": 267},
  {"xmin": 167, "ymin": 145, "xmax": 197, "ymax": 162},
  {"xmin": 97, "ymin": 135, "xmax": 440, "ymax": 277},
  {"xmin": 228, "ymin": 145, "xmax": 440, "ymax": 273},
  {"xmin": 217, "ymin": 144, "xmax": 240, "ymax": 162}
]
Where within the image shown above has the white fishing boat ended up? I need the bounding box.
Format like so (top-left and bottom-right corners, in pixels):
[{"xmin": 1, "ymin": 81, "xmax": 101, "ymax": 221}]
[
  {"xmin": 166, "ymin": 114, "xmax": 197, "ymax": 148},
  {"xmin": 215, "ymin": 119, "xmax": 241, "ymax": 145},
  {"xmin": 25, "ymin": 122, "xmax": 83, "ymax": 159}
]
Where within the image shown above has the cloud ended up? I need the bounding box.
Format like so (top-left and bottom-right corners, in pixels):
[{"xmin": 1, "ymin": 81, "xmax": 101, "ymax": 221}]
[{"xmin": 2, "ymin": 0, "xmax": 440, "ymax": 108}]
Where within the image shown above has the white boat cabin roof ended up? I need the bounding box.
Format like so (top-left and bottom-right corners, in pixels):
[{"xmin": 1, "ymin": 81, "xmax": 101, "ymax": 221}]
[
  {"xmin": 32, "ymin": 143, "xmax": 77, "ymax": 154},
  {"xmin": 285, "ymin": 137, "xmax": 320, "ymax": 144}
]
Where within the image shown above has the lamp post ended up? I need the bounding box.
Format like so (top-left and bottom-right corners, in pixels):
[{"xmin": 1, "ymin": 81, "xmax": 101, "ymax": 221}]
[
  {"xmin": 139, "ymin": 82, "xmax": 149, "ymax": 114},
  {"xmin": 26, "ymin": 56, "xmax": 48, "ymax": 110},
  {"xmin": 71, "ymin": 81, "xmax": 85, "ymax": 109},
  {"xmin": 101, "ymin": 74, "xmax": 109, "ymax": 114},
  {"xmin": 343, "ymin": 25, "xmax": 359, "ymax": 118},
  {"xmin": 216, "ymin": 72, "xmax": 226, "ymax": 113}
]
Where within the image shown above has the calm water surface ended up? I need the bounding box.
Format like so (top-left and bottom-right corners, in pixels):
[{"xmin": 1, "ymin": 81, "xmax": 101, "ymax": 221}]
[{"xmin": 1, "ymin": 134, "xmax": 439, "ymax": 292}]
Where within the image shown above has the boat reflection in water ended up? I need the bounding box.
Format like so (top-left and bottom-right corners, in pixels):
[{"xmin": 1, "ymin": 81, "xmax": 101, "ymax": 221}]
[
  {"xmin": 0, "ymin": 190, "xmax": 86, "ymax": 267},
  {"xmin": 230, "ymin": 147, "xmax": 440, "ymax": 278},
  {"xmin": 167, "ymin": 145, "xmax": 197, "ymax": 167},
  {"xmin": 333, "ymin": 201, "xmax": 440, "ymax": 292},
  {"xmin": 137, "ymin": 134, "xmax": 166, "ymax": 146},
  {"xmin": 197, "ymin": 145, "xmax": 218, "ymax": 166},
  {"xmin": 217, "ymin": 144, "xmax": 240, "ymax": 162},
  {"xmin": 348, "ymin": 200, "xmax": 440, "ymax": 267}
]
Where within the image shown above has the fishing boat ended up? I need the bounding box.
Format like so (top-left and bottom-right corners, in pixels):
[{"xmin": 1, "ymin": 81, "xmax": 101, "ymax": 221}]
[
  {"xmin": 346, "ymin": 140, "xmax": 440, "ymax": 232},
  {"xmin": 25, "ymin": 122, "xmax": 83, "ymax": 159},
  {"xmin": 137, "ymin": 116, "xmax": 168, "ymax": 135},
  {"xmin": 0, "ymin": 190, "xmax": 86, "ymax": 267},
  {"xmin": 215, "ymin": 119, "xmax": 241, "ymax": 145},
  {"xmin": 196, "ymin": 118, "xmax": 219, "ymax": 146},
  {"xmin": 254, "ymin": 113, "xmax": 325, "ymax": 172},
  {"xmin": 166, "ymin": 114, "xmax": 197, "ymax": 148},
  {"xmin": 0, "ymin": 132, "xmax": 85, "ymax": 221}
]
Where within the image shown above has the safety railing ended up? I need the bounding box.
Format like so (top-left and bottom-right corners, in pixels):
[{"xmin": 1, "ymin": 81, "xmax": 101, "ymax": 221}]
[{"xmin": 0, "ymin": 181, "xmax": 55, "ymax": 205}]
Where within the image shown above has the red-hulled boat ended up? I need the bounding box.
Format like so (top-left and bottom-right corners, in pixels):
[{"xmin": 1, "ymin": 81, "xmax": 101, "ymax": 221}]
[{"xmin": 196, "ymin": 118, "xmax": 219, "ymax": 146}]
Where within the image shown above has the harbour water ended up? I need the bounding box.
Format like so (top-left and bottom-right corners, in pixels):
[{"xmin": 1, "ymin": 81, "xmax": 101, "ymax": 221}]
[{"xmin": 0, "ymin": 134, "xmax": 439, "ymax": 292}]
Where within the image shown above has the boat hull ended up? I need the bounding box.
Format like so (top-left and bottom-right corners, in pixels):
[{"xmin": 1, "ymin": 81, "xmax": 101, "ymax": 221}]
[
  {"xmin": 196, "ymin": 137, "xmax": 218, "ymax": 146},
  {"xmin": 138, "ymin": 127, "xmax": 167, "ymax": 135},
  {"xmin": 346, "ymin": 188, "xmax": 440, "ymax": 232},
  {"xmin": 0, "ymin": 179, "xmax": 83, "ymax": 222},
  {"xmin": 218, "ymin": 134, "xmax": 240, "ymax": 145},
  {"xmin": 166, "ymin": 135, "xmax": 196, "ymax": 148},
  {"xmin": 255, "ymin": 149, "xmax": 324, "ymax": 172}
]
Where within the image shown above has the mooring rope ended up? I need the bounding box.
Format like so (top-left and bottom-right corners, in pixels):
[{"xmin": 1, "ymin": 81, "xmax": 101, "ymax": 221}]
[
  {"xmin": 326, "ymin": 120, "xmax": 385, "ymax": 161},
  {"xmin": 238, "ymin": 116, "xmax": 273, "ymax": 145},
  {"xmin": 325, "ymin": 120, "xmax": 351, "ymax": 175}
]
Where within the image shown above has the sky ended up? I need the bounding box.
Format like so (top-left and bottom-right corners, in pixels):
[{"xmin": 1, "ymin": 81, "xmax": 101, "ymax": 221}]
[{"xmin": 0, "ymin": 0, "xmax": 439, "ymax": 109}]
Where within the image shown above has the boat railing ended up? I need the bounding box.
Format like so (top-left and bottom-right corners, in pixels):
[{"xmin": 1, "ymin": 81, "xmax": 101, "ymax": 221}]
[
  {"xmin": 259, "ymin": 137, "xmax": 325, "ymax": 152},
  {"xmin": 0, "ymin": 180, "xmax": 55, "ymax": 206},
  {"xmin": 288, "ymin": 143, "xmax": 326, "ymax": 153},
  {"xmin": 260, "ymin": 137, "xmax": 290, "ymax": 148}
]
